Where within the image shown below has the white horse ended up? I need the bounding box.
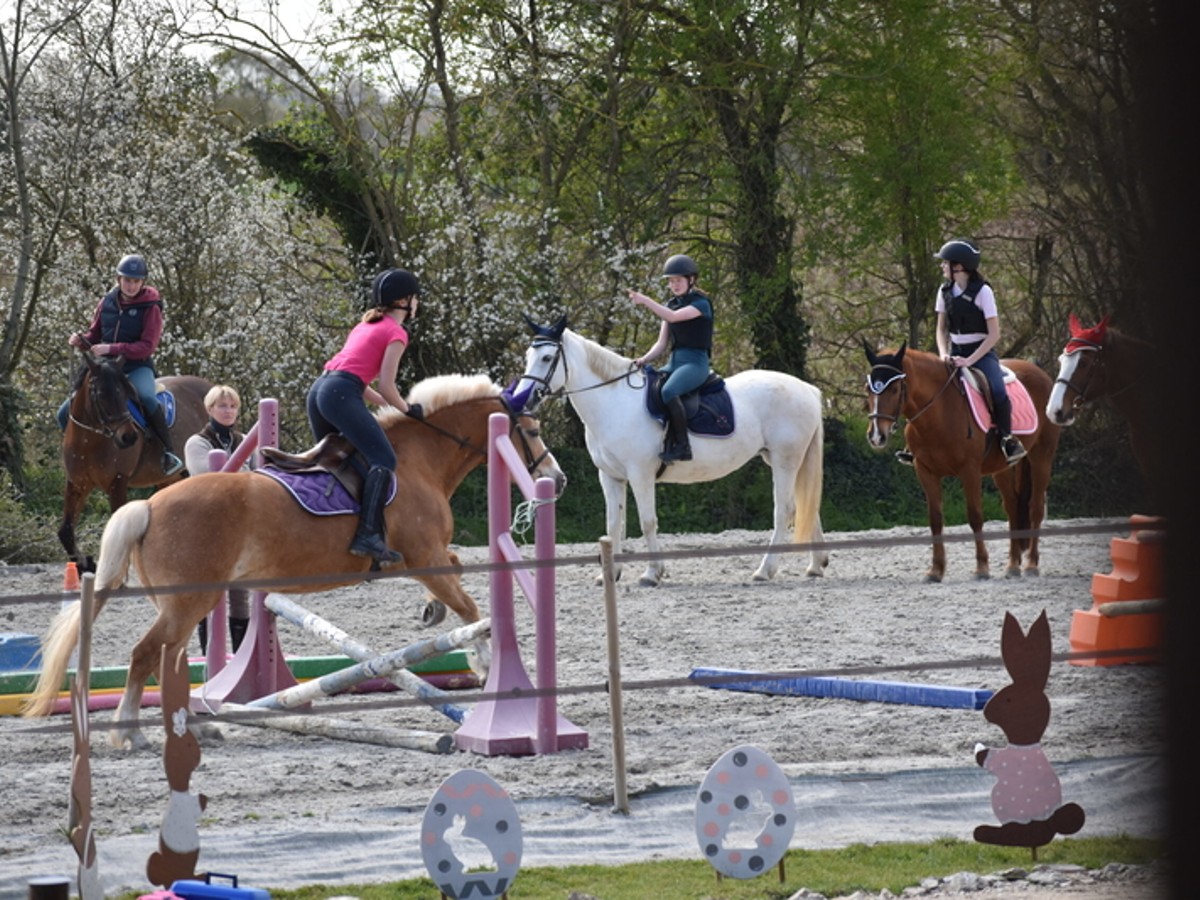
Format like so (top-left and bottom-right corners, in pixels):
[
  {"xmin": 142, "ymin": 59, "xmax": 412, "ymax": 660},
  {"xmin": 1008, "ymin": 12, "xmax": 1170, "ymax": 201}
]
[{"xmin": 515, "ymin": 315, "xmax": 828, "ymax": 585}]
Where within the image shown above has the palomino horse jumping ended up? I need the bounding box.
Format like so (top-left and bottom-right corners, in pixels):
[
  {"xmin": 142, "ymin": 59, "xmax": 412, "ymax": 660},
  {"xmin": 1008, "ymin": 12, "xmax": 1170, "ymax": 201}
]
[
  {"xmin": 516, "ymin": 315, "xmax": 827, "ymax": 586},
  {"xmin": 863, "ymin": 341, "xmax": 1060, "ymax": 582},
  {"xmin": 1046, "ymin": 313, "xmax": 1155, "ymax": 475},
  {"xmin": 59, "ymin": 350, "xmax": 211, "ymax": 569},
  {"xmin": 24, "ymin": 374, "xmax": 564, "ymax": 749}
]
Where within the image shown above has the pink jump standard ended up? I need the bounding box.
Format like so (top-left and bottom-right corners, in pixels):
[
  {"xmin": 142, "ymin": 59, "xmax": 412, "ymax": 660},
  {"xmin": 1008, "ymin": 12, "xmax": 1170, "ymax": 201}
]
[{"xmin": 454, "ymin": 413, "xmax": 588, "ymax": 756}]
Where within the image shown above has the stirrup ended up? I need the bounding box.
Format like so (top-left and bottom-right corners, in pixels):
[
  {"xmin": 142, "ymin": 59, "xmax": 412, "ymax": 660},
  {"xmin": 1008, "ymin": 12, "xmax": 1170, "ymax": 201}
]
[
  {"xmin": 895, "ymin": 449, "xmax": 914, "ymax": 466},
  {"xmin": 162, "ymin": 452, "xmax": 183, "ymax": 476},
  {"xmin": 349, "ymin": 533, "xmax": 402, "ymax": 564},
  {"xmin": 1001, "ymin": 436, "xmax": 1027, "ymax": 465}
]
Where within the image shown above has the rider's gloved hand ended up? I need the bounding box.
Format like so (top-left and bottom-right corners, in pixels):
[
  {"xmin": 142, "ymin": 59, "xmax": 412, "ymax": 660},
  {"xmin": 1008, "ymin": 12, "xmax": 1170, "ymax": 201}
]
[{"xmin": 405, "ymin": 403, "xmax": 424, "ymax": 420}]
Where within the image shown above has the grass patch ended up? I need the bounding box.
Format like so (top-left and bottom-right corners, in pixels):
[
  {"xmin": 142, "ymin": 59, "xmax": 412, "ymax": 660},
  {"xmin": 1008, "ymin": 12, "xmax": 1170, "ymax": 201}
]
[{"xmin": 115, "ymin": 835, "xmax": 1162, "ymax": 899}]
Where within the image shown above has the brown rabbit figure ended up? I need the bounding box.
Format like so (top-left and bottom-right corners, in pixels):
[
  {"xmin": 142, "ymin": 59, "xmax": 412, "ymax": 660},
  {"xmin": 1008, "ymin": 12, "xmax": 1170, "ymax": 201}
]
[
  {"xmin": 146, "ymin": 646, "xmax": 208, "ymax": 887},
  {"xmin": 973, "ymin": 610, "xmax": 1085, "ymax": 848}
]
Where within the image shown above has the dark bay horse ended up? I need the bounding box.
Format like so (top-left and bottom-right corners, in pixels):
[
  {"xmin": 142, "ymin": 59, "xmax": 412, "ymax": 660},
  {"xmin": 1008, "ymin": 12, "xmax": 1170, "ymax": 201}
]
[
  {"xmin": 59, "ymin": 350, "xmax": 211, "ymax": 569},
  {"xmin": 863, "ymin": 341, "xmax": 1060, "ymax": 582},
  {"xmin": 1045, "ymin": 313, "xmax": 1155, "ymax": 475},
  {"xmin": 24, "ymin": 374, "xmax": 565, "ymax": 749}
]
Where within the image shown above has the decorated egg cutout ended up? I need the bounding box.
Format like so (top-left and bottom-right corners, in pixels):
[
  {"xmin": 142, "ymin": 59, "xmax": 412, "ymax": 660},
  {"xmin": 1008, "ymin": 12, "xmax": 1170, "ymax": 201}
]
[
  {"xmin": 695, "ymin": 744, "xmax": 796, "ymax": 879},
  {"xmin": 421, "ymin": 768, "xmax": 522, "ymax": 899}
]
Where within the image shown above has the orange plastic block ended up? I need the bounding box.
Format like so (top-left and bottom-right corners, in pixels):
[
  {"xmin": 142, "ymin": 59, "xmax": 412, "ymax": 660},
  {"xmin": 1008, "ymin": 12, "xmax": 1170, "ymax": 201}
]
[
  {"xmin": 1089, "ymin": 531, "xmax": 1164, "ymax": 605},
  {"xmin": 1069, "ymin": 608, "xmax": 1161, "ymax": 666}
]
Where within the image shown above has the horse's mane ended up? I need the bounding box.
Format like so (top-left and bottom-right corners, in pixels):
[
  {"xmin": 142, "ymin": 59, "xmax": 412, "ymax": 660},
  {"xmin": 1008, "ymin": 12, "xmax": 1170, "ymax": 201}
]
[
  {"xmin": 376, "ymin": 373, "xmax": 497, "ymax": 428},
  {"xmin": 571, "ymin": 329, "xmax": 634, "ymax": 382}
]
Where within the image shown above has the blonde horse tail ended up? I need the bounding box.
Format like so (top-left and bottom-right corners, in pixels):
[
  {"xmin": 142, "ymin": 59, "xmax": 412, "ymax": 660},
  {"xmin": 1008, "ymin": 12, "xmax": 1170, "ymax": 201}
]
[
  {"xmin": 21, "ymin": 500, "xmax": 150, "ymax": 717},
  {"xmin": 793, "ymin": 414, "xmax": 828, "ymax": 573}
]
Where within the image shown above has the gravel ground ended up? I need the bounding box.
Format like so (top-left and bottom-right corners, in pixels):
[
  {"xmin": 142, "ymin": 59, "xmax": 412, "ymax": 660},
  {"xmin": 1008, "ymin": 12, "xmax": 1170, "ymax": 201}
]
[{"xmin": 0, "ymin": 517, "xmax": 1169, "ymax": 897}]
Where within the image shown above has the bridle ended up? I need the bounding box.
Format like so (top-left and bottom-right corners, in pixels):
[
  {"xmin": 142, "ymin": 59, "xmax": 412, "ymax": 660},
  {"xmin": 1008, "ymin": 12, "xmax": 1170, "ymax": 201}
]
[
  {"xmin": 866, "ymin": 362, "xmax": 959, "ymax": 428},
  {"xmin": 67, "ymin": 356, "xmax": 137, "ymax": 442},
  {"xmin": 522, "ymin": 336, "xmax": 646, "ymax": 410},
  {"xmin": 1055, "ymin": 342, "xmax": 1102, "ymax": 411}
]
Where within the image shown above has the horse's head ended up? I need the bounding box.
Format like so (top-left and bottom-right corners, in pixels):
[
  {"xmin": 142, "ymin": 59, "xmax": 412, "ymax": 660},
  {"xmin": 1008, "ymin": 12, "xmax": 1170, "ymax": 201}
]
[
  {"xmin": 1049, "ymin": 315, "xmax": 1110, "ymax": 426},
  {"xmin": 79, "ymin": 352, "xmax": 140, "ymax": 448},
  {"xmin": 862, "ymin": 339, "xmax": 907, "ymax": 449},
  {"xmin": 505, "ymin": 404, "xmax": 568, "ymax": 497},
  {"xmin": 515, "ymin": 314, "xmax": 570, "ymax": 412}
]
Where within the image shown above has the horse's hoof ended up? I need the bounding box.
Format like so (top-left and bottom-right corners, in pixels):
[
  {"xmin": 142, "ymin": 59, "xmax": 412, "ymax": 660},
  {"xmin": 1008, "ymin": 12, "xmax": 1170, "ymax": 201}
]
[
  {"xmin": 975, "ymin": 571, "xmax": 991, "ymax": 581},
  {"xmin": 193, "ymin": 722, "xmax": 225, "ymax": 742},
  {"xmin": 923, "ymin": 572, "xmax": 943, "ymax": 584},
  {"xmin": 1005, "ymin": 566, "xmax": 1022, "ymax": 579},
  {"xmin": 422, "ymin": 600, "xmax": 448, "ymax": 628},
  {"xmin": 1024, "ymin": 566, "xmax": 1040, "ymax": 578},
  {"xmin": 637, "ymin": 575, "xmax": 660, "ymax": 588},
  {"xmin": 752, "ymin": 572, "xmax": 771, "ymax": 582}
]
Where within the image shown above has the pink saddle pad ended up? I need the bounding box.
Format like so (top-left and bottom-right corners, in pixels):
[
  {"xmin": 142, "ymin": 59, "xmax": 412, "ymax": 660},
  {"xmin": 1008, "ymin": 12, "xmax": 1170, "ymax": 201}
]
[{"xmin": 962, "ymin": 371, "xmax": 1038, "ymax": 434}]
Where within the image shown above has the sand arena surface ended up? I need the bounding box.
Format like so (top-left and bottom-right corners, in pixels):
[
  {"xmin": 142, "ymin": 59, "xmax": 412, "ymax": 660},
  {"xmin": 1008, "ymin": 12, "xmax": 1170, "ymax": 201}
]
[{"xmin": 0, "ymin": 519, "xmax": 1167, "ymax": 896}]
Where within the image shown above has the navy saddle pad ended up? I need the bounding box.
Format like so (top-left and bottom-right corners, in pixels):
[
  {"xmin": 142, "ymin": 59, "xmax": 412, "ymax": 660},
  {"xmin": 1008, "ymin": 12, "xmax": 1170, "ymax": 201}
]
[{"xmin": 643, "ymin": 368, "xmax": 735, "ymax": 436}]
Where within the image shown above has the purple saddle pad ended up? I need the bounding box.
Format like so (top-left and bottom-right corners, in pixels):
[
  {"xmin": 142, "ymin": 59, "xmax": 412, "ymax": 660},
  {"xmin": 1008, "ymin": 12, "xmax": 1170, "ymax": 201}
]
[{"xmin": 257, "ymin": 466, "xmax": 395, "ymax": 516}]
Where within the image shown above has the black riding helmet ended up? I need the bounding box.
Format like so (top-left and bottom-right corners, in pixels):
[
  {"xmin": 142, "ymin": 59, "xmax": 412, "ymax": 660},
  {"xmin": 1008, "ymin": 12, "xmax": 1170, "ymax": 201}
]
[
  {"xmin": 933, "ymin": 240, "xmax": 981, "ymax": 271},
  {"xmin": 662, "ymin": 254, "xmax": 699, "ymax": 278},
  {"xmin": 371, "ymin": 268, "xmax": 421, "ymax": 308},
  {"xmin": 116, "ymin": 254, "xmax": 149, "ymax": 280}
]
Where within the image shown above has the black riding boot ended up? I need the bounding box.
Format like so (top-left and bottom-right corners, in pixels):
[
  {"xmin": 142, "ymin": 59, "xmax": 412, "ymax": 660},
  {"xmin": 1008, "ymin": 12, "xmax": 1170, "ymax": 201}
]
[
  {"xmin": 146, "ymin": 406, "xmax": 183, "ymax": 475},
  {"xmin": 229, "ymin": 616, "xmax": 250, "ymax": 652},
  {"xmin": 349, "ymin": 465, "xmax": 403, "ymax": 564},
  {"xmin": 993, "ymin": 394, "xmax": 1027, "ymax": 464},
  {"xmin": 659, "ymin": 396, "xmax": 693, "ymax": 463},
  {"xmin": 197, "ymin": 617, "xmax": 208, "ymax": 655}
]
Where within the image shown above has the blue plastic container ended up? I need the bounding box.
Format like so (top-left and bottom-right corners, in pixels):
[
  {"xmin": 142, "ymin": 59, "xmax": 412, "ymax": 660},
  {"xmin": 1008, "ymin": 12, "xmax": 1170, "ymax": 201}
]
[
  {"xmin": 0, "ymin": 633, "xmax": 41, "ymax": 672},
  {"xmin": 169, "ymin": 873, "xmax": 269, "ymax": 900}
]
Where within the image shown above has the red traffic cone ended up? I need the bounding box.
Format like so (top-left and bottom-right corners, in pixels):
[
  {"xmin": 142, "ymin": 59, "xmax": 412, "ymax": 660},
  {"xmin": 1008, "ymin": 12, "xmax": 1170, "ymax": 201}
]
[{"xmin": 62, "ymin": 561, "xmax": 80, "ymax": 592}]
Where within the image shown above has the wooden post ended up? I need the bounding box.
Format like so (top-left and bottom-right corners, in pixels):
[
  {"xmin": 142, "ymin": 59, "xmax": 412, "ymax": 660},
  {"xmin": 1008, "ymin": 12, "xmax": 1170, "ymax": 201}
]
[{"xmin": 600, "ymin": 537, "xmax": 629, "ymax": 813}]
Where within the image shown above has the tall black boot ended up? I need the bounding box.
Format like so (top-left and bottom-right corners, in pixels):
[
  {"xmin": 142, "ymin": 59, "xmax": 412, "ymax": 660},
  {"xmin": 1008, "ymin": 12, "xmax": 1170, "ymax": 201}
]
[
  {"xmin": 659, "ymin": 396, "xmax": 692, "ymax": 463},
  {"xmin": 146, "ymin": 406, "xmax": 183, "ymax": 475},
  {"xmin": 349, "ymin": 466, "xmax": 403, "ymax": 564},
  {"xmin": 229, "ymin": 617, "xmax": 250, "ymax": 652},
  {"xmin": 197, "ymin": 617, "xmax": 208, "ymax": 656}
]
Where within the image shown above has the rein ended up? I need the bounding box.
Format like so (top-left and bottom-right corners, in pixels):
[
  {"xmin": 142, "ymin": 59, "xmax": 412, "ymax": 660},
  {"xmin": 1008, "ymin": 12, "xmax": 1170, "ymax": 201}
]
[
  {"xmin": 408, "ymin": 399, "xmax": 550, "ymax": 475},
  {"xmin": 526, "ymin": 337, "xmax": 646, "ymax": 406}
]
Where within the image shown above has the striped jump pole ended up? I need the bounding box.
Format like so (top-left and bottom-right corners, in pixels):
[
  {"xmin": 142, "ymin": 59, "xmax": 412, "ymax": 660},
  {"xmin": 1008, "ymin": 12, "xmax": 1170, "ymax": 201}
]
[
  {"xmin": 245, "ymin": 618, "xmax": 491, "ymax": 712},
  {"xmin": 263, "ymin": 594, "xmax": 473, "ymax": 723}
]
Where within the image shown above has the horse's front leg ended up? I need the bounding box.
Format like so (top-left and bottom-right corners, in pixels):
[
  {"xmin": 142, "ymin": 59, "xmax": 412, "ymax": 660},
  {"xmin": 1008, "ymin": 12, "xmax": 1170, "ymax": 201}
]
[
  {"xmin": 597, "ymin": 470, "xmax": 629, "ymax": 585},
  {"xmin": 410, "ymin": 556, "xmax": 489, "ymax": 680},
  {"xmin": 991, "ymin": 467, "xmax": 1025, "ymax": 578},
  {"xmin": 58, "ymin": 480, "xmax": 90, "ymax": 569},
  {"xmin": 960, "ymin": 468, "xmax": 990, "ymax": 580},
  {"xmin": 625, "ymin": 472, "xmax": 665, "ymax": 587},
  {"xmin": 915, "ymin": 466, "xmax": 948, "ymax": 583}
]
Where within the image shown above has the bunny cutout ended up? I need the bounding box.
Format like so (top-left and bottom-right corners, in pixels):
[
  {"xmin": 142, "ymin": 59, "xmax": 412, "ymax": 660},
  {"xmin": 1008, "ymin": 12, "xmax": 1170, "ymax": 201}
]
[
  {"xmin": 973, "ymin": 610, "xmax": 1085, "ymax": 848},
  {"xmin": 146, "ymin": 646, "xmax": 208, "ymax": 887}
]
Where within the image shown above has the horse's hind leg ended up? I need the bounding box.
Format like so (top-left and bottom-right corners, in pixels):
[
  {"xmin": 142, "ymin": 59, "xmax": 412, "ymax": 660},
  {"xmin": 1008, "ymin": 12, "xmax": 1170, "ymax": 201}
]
[
  {"xmin": 111, "ymin": 608, "xmax": 196, "ymax": 750},
  {"xmin": 411, "ymin": 567, "xmax": 489, "ymax": 676},
  {"xmin": 753, "ymin": 462, "xmax": 797, "ymax": 581}
]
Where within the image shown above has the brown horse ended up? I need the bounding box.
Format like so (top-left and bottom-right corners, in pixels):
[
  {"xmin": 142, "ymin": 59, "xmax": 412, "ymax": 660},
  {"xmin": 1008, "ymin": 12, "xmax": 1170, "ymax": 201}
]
[
  {"xmin": 863, "ymin": 341, "xmax": 1060, "ymax": 582},
  {"xmin": 59, "ymin": 350, "xmax": 211, "ymax": 570},
  {"xmin": 1045, "ymin": 313, "xmax": 1155, "ymax": 475},
  {"xmin": 24, "ymin": 374, "xmax": 565, "ymax": 749}
]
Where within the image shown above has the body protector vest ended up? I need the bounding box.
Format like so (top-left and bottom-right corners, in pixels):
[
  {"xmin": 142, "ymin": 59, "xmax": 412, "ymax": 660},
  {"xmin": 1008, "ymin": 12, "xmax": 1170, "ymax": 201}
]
[
  {"xmin": 942, "ymin": 278, "xmax": 990, "ymax": 339},
  {"xmin": 667, "ymin": 290, "xmax": 714, "ymax": 353},
  {"xmin": 98, "ymin": 288, "xmax": 162, "ymax": 371}
]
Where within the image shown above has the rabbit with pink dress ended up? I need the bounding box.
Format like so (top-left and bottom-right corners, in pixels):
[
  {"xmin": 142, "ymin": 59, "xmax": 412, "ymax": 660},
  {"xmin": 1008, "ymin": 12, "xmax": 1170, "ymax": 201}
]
[{"xmin": 973, "ymin": 610, "xmax": 1085, "ymax": 847}]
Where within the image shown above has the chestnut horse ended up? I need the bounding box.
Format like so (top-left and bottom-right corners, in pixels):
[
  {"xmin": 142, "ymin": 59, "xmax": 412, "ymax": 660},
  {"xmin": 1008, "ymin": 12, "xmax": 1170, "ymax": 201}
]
[
  {"xmin": 23, "ymin": 374, "xmax": 565, "ymax": 749},
  {"xmin": 1045, "ymin": 313, "xmax": 1155, "ymax": 475},
  {"xmin": 59, "ymin": 350, "xmax": 211, "ymax": 569},
  {"xmin": 863, "ymin": 341, "xmax": 1060, "ymax": 582}
]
